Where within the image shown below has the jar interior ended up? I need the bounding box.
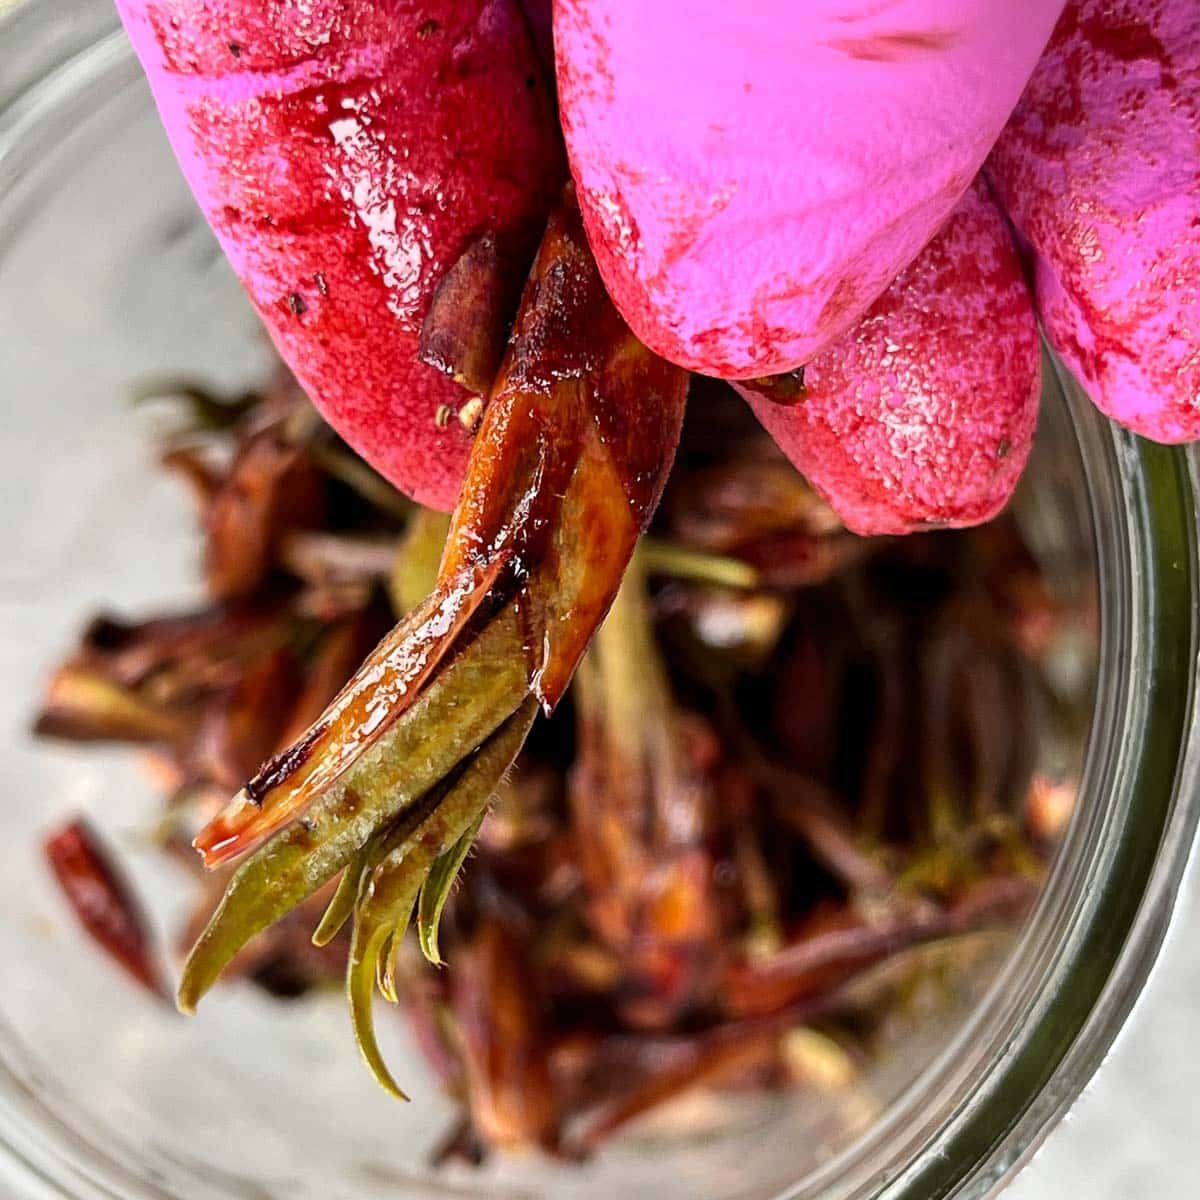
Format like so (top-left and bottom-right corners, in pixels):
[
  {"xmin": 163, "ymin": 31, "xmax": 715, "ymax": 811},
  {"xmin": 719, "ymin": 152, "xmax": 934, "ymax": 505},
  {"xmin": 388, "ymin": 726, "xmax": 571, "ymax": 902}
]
[{"xmin": 0, "ymin": 34, "xmax": 1104, "ymax": 1200}]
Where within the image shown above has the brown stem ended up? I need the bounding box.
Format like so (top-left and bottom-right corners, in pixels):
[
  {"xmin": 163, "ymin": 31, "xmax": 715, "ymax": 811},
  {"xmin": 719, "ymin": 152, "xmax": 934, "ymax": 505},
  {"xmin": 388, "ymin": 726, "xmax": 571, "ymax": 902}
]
[
  {"xmin": 568, "ymin": 986, "xmax": 848, "ymax": 1152},
  {"xmin": 721, "ymin": 874, "xmax": 1036, "ymax": 1019}
]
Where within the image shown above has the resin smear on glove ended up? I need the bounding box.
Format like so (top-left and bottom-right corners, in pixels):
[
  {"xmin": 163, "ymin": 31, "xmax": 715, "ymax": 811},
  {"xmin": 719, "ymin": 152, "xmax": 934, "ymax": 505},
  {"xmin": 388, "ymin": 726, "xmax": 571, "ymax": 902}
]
[
  {"xmin": 741, "ymin": 180, "xmax": 1041, "ymax": 536},
  {"xmin": 115, "ymin": 0, "xmax": 563, "ymax": 510},
  {"xmin": 988, "ymin": 0, "xmax": 1200, "ymax": 444}
]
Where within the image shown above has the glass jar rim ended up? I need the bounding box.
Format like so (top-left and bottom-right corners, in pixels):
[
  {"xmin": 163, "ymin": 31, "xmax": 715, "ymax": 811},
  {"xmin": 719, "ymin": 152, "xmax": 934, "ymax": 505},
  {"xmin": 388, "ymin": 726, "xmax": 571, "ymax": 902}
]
[{"xmin": 787, "ymin": 372, "xmax": 1200, "ymax": 1200}]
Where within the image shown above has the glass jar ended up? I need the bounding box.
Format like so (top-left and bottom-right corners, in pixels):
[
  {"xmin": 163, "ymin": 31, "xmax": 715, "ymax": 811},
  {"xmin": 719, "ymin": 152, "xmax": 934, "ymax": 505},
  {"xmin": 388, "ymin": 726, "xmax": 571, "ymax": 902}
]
[{"xmin": 1, "ymin": 4, "xmax": 1197, "ymax": 1197}]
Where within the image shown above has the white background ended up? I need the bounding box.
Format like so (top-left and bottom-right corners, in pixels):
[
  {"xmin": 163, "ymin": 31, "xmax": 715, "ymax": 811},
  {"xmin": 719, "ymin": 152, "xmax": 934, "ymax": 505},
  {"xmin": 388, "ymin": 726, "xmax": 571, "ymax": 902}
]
[{"xmin": 1007, "ymin": 838, "xmax": 1200, "ymax": 1199}]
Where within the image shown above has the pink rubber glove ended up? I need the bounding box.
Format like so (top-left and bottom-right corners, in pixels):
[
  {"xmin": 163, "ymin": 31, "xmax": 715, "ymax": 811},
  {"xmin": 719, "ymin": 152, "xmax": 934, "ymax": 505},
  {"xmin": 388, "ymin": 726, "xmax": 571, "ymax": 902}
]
[
  {"xmin": 115, "ymin": 0, "xmax": 1198, "ymax": 548},
  {"xmin": 115, "ymin": 1, "xmax": 563, "ymax": 512},
  {"xmin": 556, "ymin": 0, "xmax": 1065, "ymax": 377},
  {"xmin": 741, "ymin": 180, "xmax": 1041, "ymax": 535},
  {"xmin": 988, "ymin": 0, "xmax": 1200, "ymax": 444}
]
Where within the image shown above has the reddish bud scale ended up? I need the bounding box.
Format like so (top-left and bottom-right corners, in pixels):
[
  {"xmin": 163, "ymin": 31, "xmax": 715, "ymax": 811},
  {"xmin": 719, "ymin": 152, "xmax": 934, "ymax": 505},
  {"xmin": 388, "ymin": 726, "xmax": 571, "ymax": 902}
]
[{"xmin": 44, "ymin": 817, "xmax": 167, "ymax": 999}]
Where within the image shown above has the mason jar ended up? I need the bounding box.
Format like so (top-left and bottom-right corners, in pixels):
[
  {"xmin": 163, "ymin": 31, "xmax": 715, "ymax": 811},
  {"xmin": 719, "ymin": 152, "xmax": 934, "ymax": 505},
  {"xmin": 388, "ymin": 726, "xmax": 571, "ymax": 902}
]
[{"xmin": 1, "ymin": 3, "xmax": 1197, "ymax": 1196}]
